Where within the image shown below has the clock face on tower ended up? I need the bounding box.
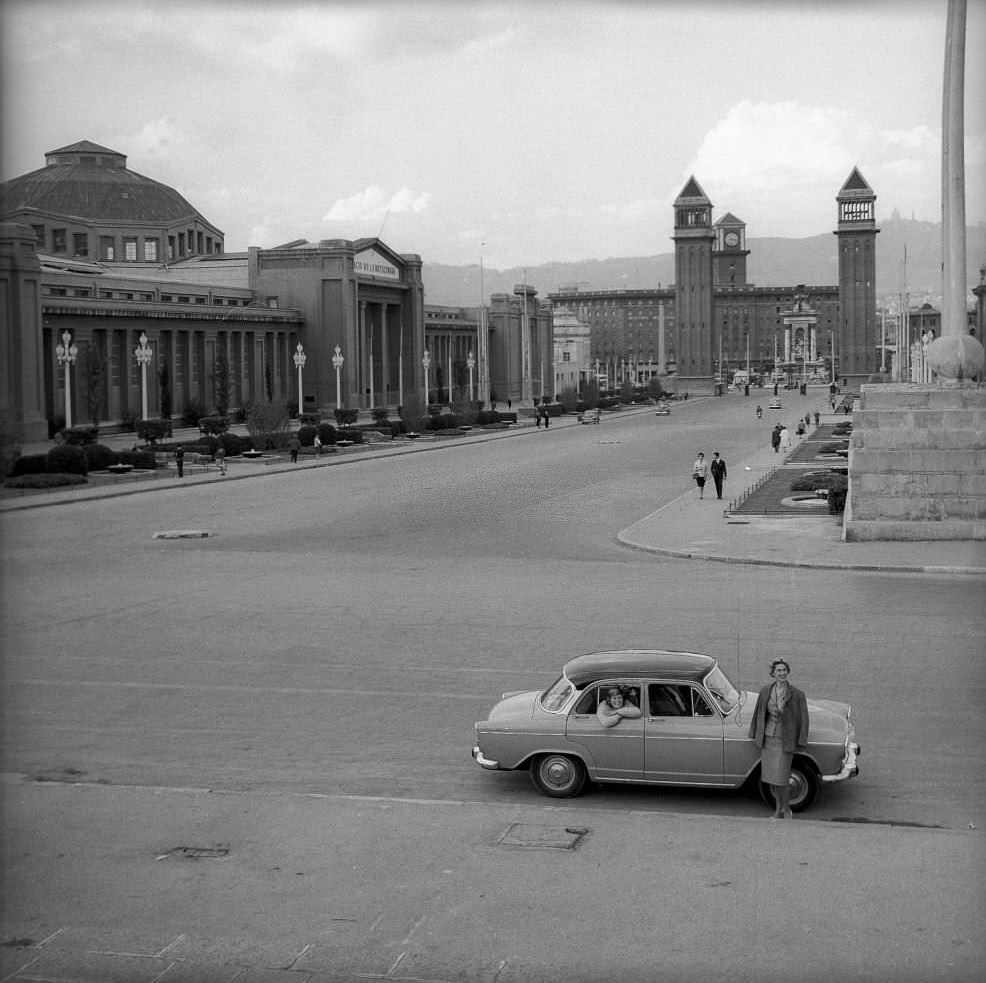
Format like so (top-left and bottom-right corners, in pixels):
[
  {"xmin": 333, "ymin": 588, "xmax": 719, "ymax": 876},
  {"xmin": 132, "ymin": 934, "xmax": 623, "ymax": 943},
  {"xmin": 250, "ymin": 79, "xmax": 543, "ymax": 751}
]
[{"xmin": 724, "ymin": 231, "xmax": 740, "ymax": 248}]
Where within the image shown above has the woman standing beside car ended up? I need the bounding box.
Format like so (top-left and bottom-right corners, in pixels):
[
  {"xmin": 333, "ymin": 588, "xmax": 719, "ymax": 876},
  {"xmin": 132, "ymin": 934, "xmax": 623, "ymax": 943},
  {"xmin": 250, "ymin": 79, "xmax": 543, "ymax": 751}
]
[{"xmin": 749, "ymin": 659, "xmax": 809, "ymax": 818}]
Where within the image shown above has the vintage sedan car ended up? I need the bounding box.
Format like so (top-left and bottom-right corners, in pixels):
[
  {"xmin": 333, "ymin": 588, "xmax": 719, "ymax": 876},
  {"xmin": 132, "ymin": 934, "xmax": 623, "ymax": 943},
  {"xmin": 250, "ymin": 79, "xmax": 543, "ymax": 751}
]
[
  {"xmin": 472, "ymin": 650, "xmax": 859, "ymax": 812},
  {"xmin": 768, "ymin": 397, "xmax": 782, "ymax": 409}
]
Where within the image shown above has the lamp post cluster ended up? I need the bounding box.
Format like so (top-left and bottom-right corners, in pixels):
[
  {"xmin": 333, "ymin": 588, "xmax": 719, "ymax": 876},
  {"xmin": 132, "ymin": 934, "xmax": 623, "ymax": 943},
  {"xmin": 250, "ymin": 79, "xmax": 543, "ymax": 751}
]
[{"xmin": 55, "ymin": 330, "xmax": 78, "ymax": 428}]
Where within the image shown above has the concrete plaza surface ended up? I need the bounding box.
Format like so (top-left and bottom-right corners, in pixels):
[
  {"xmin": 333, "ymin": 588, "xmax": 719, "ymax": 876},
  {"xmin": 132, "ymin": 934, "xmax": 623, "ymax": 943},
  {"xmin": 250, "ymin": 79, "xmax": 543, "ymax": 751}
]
[
  {"xmin": 5, "ymin": 406, "xmax": 985, "ymax": 575},
  {"xmin": 2, "ymin": 402, "xmax": 984, "ymax": 982},
  {"xmin": 2, "ymin": 776, "xmax": 982, "ymax": 983}
]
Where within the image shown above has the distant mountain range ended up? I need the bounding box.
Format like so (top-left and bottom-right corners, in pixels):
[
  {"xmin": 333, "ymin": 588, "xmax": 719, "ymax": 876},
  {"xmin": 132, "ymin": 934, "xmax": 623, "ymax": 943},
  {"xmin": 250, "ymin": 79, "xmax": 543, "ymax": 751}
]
[{"xmin": 421, "ymin": 218, "xmax": 986, "ymax": 309}]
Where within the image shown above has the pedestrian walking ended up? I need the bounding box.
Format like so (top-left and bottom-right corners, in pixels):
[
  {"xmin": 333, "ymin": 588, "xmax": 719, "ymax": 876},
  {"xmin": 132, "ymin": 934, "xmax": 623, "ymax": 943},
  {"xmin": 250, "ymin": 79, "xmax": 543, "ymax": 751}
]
[
  {"xmin": 709, "ymin": 451, "xmax": 727, "ymax": 500},
  {"xmin": 174, "ymin": 444, "xmax": 185, "ymax": 478},
  {"xmin": 779, "ymin": 425, "xmax": 792, "ymax": 451},
  {"xmin": 813, "ymin": 410, "xmax": 820, "ymax": 426},
  {"xmin": 535, "ymin": 404, "xmax": 542, "ymax": 427},
  {"xmin": 691, "ymin": 451, "xmax": 708, "ymax": 499},
  {"xmin": 749, "ymin": 659, "xmax": 809, "ymax": 819},
  {"xmin": 542, "ymin": 404, "xmax": 550, "ymax": 429},
  {"xmin": 214, "ymin": 446, "xmax": 226, "ymax": 475},
  {"xmin": 507, "ymin": 399, "xmax": 512, "ymax": 410},
  {"xmin": 288, "ymin": 435, "xmax": 301, "ymax": 463},
  {"xmin": 771, "ymin": 424, "xmax": 781, "ymax": 453},
  {"xmin": 313, "ymin": 433, "xmax": 322, "ymax": 455},
  {"xmin": 756, "ymin": 404, "xmax": 763, "ymax": 419}
]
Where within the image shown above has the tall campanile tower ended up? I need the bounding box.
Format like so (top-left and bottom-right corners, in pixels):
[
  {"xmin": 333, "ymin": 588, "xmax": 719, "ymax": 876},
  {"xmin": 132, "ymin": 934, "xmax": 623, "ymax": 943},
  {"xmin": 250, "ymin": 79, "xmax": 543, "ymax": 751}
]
[
  {"xmin": 672, "ymin": 176, "xmax": 716, "ymax": 394},
  {"xmin": 835, "ymin": 167, "xmax": 879, "ymax": 386}
]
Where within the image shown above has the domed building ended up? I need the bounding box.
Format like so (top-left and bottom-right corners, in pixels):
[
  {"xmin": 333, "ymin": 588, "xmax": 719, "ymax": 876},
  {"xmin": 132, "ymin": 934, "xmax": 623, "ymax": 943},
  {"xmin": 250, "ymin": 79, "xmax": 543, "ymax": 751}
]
[
  {"xmin": 0, "ymin": 141, "xmax": 224, "ymax": 264},
  {"xmin": 1, "ymin": 140, "xmax": 429, "ymax": 441}
]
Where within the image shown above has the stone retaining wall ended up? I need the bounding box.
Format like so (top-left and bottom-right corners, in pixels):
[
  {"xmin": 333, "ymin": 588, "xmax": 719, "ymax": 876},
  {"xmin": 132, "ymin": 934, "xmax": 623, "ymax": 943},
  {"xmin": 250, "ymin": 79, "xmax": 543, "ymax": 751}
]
[{"xmin": 843, "ymin": 383, "xmax": 986, "ymax": 541}]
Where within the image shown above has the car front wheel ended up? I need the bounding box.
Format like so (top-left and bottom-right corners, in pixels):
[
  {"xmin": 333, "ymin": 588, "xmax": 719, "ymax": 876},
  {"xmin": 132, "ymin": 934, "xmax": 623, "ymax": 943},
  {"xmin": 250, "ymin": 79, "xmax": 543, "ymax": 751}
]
[
  {"xmin": 758, "ymin": 761, "xmax": 819, "ymax": 813},
  {"xmin": 530, "ymin": 754, "xmax": 587, "ymax": 798}
]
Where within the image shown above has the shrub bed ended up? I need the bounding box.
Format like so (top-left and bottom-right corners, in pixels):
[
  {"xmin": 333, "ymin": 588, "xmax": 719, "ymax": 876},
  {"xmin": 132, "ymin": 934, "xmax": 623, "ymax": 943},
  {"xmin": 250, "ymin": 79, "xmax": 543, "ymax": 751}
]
[
  {"xmin": 82, "ymin": 442, "xmax": 116, "ymax": 472},
  {"xmin": 198, "ymin": 416, "xmax": 229, "ymax": 436},
  {"xmin": 61, "ymin": 424, "xmax": 99, "ymax": 445},
  {"xmin": 114, "ymin": 449, "xmax": 157, "ymax": 470},
  {"xmin": 8, "ymin": 453, "xmax": 49, "ymax": 477},
  {"xmin": 4, "ymin": 473, "xmax": 88, "ymax": 490},
  {"xmin": 48, "ymin": 444, "xmax": 88, "ymax": 475}
]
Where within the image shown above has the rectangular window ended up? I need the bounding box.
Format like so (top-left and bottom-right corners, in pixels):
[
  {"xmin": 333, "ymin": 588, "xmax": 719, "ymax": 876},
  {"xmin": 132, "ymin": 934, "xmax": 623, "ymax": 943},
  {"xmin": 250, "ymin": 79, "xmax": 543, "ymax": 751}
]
[
  {"xmin": 72, "ymin": 232, "xmax": 89, "ymax": 257},
  {"xmin": 143, "ymin": 239, "xmax": 158, "ymax": 262},
  {"xmin": 178, "ymin": 232, "xmax": 186, "ymax": 255},
  {"xmin": 99, "ymin": 236, "xmax": 115, "ymax": 260},
  {"xmin": 52, "ymin": 229, "xmax": 67, "ymax": 253},
  {"xmin": 167, "ymin": 236, "xmax": 175, "ymax": 260},
  {"xmin": 123, "ymin": 237, "xmax": 137, "ymax": 261},
  {"xmin": 32, "ymin": 225, "xmax": 45, "ymax": 246}
]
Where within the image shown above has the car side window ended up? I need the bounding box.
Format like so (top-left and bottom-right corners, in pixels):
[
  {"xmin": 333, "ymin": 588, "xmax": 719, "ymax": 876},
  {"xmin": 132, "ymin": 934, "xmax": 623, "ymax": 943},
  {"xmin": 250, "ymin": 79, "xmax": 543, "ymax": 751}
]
[
  {"xmin": 691, "ymin": 689, "xmax": 715, "ymax": 716},
  {"xmin": 573, "ymin": 688, "xmax": 598, "ymax": 714},
  {"xmin": 648, "ymin": 684, "xmax": 689, "ymax": 716}
]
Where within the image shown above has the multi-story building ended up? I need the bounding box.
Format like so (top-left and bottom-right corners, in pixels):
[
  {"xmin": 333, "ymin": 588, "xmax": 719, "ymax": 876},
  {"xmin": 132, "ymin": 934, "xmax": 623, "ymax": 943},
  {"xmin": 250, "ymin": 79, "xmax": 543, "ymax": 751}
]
[{"xmin": 549, "ymin": 171, "xmax": 882, "ymax": 393}]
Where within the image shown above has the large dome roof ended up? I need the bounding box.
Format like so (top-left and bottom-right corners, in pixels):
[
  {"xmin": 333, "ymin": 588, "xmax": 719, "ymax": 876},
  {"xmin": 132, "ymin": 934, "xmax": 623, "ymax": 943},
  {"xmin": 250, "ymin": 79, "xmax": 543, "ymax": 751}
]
[{"xmin": 0, "ymin": 141, "xmax": 214, "ymax": 227}]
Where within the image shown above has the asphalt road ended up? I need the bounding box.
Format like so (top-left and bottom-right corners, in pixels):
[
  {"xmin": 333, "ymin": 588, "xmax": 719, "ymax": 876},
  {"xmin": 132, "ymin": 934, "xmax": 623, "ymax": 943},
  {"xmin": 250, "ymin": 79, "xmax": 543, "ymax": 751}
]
[{"xmin": 2, "ymin": 394, "xmax": 983, "ymax": 831}]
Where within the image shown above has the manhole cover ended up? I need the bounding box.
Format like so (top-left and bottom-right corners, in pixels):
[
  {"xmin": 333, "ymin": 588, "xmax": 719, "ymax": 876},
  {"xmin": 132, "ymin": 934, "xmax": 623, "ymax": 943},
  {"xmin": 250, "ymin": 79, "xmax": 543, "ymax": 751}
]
[
  {"xmin": 497, "ymin": 823, "xmax": 589, "ymax": 850},
  {"xmin": 156, "ymin": 846, "xmax": 229, "ymax": 860}
]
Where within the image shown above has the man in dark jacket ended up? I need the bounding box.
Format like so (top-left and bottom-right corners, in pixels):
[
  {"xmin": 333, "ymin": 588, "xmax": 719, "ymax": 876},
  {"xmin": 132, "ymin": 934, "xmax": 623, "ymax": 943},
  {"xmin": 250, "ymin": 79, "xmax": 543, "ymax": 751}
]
[{"xmin": 710, "ymin": 451, "xmax": 727, "ymax": 500}]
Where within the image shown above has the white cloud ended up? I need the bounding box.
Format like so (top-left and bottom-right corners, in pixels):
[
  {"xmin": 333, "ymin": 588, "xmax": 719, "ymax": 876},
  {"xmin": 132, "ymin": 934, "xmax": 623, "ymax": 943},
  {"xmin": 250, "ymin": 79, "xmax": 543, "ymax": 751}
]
[
  {"xmin": 689, "ymin": 101, "xmax": 944, "ymax": 235},
  {"xmin": 323, "ymin": 186, "xmax": 430, "ymax": 224},
  {"xmin": 116, "ymin": 118, "xmax": 180, "ymax": 159}
]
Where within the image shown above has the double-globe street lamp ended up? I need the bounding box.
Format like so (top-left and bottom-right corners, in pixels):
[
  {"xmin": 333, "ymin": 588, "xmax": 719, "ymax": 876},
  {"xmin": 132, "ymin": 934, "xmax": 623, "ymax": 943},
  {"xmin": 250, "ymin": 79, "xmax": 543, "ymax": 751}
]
[
  {"xmin": 466, "ymin": 350, "xmax": 475, "ymax": 403},
  {"xmin": 422, "ymin": 349, "xmax": 431, "ymax": 406},
  {"xmin": 293, "ymin": 343, "xmax": 307, "ymax": 415},
  {"xmin": 332, "ymin": 345, "xmax": 345, "ymax": 409},
  {"xmin": 134, "ymin": 331, "xmax": 153, "ymax": 421},
  {"xmin": 55, "ymin": 330, "xmax": 78, "ymax": 429}
]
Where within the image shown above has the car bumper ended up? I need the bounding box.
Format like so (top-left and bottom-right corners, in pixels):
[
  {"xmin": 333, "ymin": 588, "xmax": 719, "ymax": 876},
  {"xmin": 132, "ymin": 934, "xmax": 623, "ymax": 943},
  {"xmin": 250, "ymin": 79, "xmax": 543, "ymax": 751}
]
[
  {"xmin": 472, "ymin": 746, "xmax": 500, "ymax": 770},
  {"xmin": 821, "ymin": 742, "xmax": 860, "ymax": 783}
]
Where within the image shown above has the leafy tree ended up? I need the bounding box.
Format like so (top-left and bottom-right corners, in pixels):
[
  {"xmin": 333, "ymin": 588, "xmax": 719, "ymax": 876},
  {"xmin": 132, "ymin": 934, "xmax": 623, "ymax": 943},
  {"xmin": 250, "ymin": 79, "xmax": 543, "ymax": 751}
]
[
  {"xmin": 84, "ymin": 341, "xmax": 106, "ymax": 424},
  {"xmin": 264, "ymin": 360, "xmax": 273, "ymax": 403},
  {"xmin": 212, "ymin": 347, "xmax": 231, "ymax": 417},
  {"xmin": 246, "ymin": 398, "xmax": 290, "ymax": 449},
  {"xmin": 158, "ymin": 359, "xmax": 172, "ymax": 420}
]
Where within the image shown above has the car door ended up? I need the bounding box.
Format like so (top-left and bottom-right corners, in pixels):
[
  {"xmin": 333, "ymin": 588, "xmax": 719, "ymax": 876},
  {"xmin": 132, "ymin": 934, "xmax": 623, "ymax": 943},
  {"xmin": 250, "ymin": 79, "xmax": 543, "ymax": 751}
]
[
  {"xmin": 643, "ymin": 683, "xmax": 726, "ymax": 784},
  {"xmin": 565, "ymin": 683, "xmax": 644, "ymax": 782}
]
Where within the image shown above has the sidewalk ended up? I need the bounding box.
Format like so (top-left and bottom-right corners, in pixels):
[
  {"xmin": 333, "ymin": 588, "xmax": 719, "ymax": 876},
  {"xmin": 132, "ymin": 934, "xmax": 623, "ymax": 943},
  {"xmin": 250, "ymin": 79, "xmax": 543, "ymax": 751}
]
[
  {"xmin": 617, "ymin": 428, "xmax": 986, "ymax": 575},
  {"xmin": 5, "ymin": 410, "xmax": 985, "ymax": 575}
]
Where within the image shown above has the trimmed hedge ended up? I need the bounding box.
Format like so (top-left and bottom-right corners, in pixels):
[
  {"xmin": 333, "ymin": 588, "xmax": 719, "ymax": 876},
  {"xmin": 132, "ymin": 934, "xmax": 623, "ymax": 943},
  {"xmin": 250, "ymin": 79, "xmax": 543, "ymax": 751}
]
[
  {"xmin": 4, "ymin": 473, "xmax": 88, "ymax": 490},
  {"xmin": 47, "ymin": 444, "xmax": 88, "ymax": 475},
  {"xmin": 82, "ymin": 442, "xmax": 116, "ymax": 472},
  {"xmin": 8, "ymin": 453, "xmax": 48, "ymax": 477},
  {"xmin": 61, "ymin": 424, "xmax": 99, "ymax": 445},
  {"xmin": 114, "ymin": 449, "xmax": 157, "ymax": 470},
  {"xmin": 198, "ymin": 416, "xmax": 230, "ymax": 436}
]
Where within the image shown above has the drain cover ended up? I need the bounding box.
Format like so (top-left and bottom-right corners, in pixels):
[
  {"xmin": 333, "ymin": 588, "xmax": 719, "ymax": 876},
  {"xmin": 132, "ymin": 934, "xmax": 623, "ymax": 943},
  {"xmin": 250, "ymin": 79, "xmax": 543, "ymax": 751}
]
[
  {"xmin": 497, "ymin": 823, "xmax": 589, "ymax": 850},
  {"xmin": 156, "ymin": 846, "xmax": 229, "ymax": 860}
]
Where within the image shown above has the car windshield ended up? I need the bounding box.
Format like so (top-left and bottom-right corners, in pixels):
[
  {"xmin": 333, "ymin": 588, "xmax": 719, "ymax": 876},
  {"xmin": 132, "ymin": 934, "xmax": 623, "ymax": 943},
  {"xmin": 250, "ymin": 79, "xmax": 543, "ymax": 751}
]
[
  {"xmin": 540, "ymin": 675, "xmax": 575, "ymax": 713},
  {"xmin": 704, "ymin": 665, "xmax": 741, "ymax": 711}
]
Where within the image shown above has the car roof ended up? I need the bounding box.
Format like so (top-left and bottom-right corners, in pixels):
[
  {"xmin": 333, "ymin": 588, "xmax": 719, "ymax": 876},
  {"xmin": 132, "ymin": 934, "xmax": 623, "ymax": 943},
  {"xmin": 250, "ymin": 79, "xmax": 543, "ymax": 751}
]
[{"xmin": 562, "ymin": 650, "xmax": 717, "ymax": 688}]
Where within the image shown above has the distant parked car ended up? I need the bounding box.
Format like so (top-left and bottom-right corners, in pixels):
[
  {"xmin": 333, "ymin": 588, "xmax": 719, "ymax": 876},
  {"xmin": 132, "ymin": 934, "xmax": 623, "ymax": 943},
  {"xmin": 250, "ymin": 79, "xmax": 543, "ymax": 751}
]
[
  {"xmin": 472, "ymin": 650, "xmax": 860, "ymax": 812},
  {"xmin": 768, "ymin": 397, "xmax": 782, "ymax": 409},
  {"xmin": 577, "ymin": 408, "xmax": 601, "ymax": 424}
]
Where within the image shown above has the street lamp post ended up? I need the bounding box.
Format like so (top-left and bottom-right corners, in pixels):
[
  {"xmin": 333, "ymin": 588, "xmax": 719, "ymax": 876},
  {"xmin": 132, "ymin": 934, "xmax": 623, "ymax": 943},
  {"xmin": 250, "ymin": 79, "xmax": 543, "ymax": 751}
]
[
  {"xmin": 466, "ymin": 350, "xmax": 475, "ymax": 402},
  {"xmin": 134, "ymin": 331, "xmax": 153, "ymax": 421},
  {"xmin": 55, "ymin": 330, "xmax": 78, "ymax": 429},
  {"xmin": 332, "ymin": 345, "xmax": 345, "ymax": 409},
  {"xmin": 293, "ymin": 342, "xmax": 307, "ymax": 415},
  {"xmin": 422, "ymin": 349, "xmax": 432, "ymax": 406}
]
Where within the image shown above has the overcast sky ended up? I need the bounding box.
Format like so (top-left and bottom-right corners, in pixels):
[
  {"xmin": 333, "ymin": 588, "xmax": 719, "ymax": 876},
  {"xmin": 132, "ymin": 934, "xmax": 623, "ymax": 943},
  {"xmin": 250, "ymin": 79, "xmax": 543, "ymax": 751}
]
[{"xmin": 2, "ymin": 0, "xmax": 984, "ymax": 269}]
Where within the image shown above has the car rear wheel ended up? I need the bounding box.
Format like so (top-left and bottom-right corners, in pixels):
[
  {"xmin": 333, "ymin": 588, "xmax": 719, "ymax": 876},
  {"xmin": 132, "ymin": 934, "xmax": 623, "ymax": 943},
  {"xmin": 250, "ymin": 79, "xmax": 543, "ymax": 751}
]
[
  {"xmin": 758, "ymin": 761, "xmax": 819, "ymax": 813},
  {"xmin": 530, "ymin": 754, "xmax": 587, "ymax": 798}
]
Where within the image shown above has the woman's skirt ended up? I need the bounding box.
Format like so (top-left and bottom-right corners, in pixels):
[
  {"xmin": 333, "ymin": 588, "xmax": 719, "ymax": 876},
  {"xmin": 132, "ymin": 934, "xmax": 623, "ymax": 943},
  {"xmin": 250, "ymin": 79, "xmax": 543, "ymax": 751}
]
[{"xmin": 760, "ymin": 735, "xmax": 792, "ymax": 786}]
